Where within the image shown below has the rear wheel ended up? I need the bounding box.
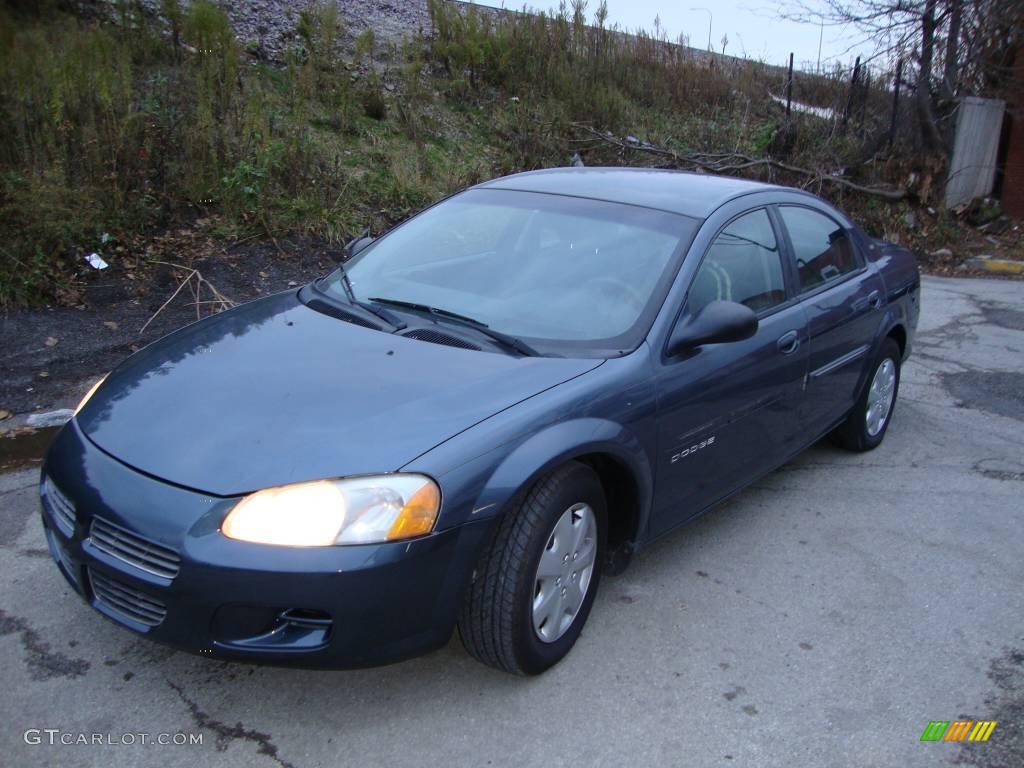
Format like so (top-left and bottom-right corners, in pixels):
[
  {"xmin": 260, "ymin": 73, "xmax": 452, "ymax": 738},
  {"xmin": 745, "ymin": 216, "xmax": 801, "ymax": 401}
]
[
  {"xmin": 831, "ymin": 338, "xmax": 901, "ymax": 452},
  {"xmin": 458, "ymin": 462, "xmax": 606, "ymax": 675}
]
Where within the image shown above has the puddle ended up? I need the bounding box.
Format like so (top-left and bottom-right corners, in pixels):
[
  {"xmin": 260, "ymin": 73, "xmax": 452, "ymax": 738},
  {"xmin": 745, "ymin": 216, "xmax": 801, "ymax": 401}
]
[
  {"xmin": 0, "ymin": 426, "xmax": 60, "ymax": 473},
  {"xmin": 942, "ymin": 371, "xmax": 1024, "ymax": 421},
  {"xmin": 980, "ymin": 303, "xmax": 1024, "ymax": 332}
]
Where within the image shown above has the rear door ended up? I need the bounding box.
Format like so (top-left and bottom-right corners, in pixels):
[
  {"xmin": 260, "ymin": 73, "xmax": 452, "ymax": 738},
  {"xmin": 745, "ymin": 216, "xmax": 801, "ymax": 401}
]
[
  {"xmin": 775, "ymin": 205, "xmax": 885, "ymax": 436},
  {"xmin": 650, "ymin": 207, "xmax": 808, "ymax": 536}
]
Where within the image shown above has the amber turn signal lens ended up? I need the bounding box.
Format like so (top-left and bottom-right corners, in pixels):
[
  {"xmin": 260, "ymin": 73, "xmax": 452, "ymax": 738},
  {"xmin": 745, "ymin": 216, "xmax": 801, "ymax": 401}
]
[{"xmin": 387, "ymin": 481, "xmax": 441, "ymax": 541}]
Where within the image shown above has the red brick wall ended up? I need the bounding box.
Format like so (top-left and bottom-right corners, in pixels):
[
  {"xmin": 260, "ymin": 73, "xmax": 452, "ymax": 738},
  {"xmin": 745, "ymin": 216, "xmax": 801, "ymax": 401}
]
[{"xmin": 1002, "ymin": 48, "xmax": 1024, "ymax": 219}]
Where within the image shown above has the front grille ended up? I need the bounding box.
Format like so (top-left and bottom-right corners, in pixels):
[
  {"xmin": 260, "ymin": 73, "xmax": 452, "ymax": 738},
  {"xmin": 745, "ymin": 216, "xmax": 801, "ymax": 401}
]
[
  {"xmin": 90, "ymin": 517, "xmax": 181, "ymax": 580},
  {"xmin": 41, "ymin": 476, "xmax": 76, "ymax": 535},
  {"xmin": 89, "ymin": 569, "xmax": 167, "ymax": 627},
  {"xmin": 402, "ymin": 328, "xmax": 481, "ymax": 351}
]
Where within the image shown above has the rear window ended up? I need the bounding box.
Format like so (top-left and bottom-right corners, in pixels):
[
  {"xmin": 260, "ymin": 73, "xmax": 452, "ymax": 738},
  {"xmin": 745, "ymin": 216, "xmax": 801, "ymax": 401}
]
[{"xmin": 779, "ymin": 206, "xmax": 860, "ymax": 291}]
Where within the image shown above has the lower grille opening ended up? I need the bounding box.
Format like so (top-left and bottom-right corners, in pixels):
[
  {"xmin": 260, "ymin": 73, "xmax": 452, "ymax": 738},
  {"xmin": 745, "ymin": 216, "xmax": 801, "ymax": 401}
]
[
  {"xmin": 278, "ymin": 608, "xmax": 332, "ymax": 630},
  {"xmin": 213, "ymin": 606, "xmax": 332, "ymax": 651},
  {"xmin": 89, "ymin": 569, "xmax": 167, "ymax": 628}
]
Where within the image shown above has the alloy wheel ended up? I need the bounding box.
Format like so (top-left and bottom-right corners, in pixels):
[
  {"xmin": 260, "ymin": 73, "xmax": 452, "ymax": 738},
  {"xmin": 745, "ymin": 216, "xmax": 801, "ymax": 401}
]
[
  {"xmin": 532, "ymin": 503, "xmax": 597, "ymax": 643},
  {"xmin": 866, "ymin": 357, "xmax": 897, "ymax": 437}
]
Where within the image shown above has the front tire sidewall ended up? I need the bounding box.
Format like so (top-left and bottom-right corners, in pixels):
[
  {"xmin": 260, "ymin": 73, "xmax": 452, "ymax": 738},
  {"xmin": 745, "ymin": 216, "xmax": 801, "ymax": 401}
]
[{"xmin": 517, "ymin": 469, "xmax": 607, "ymax": 674}]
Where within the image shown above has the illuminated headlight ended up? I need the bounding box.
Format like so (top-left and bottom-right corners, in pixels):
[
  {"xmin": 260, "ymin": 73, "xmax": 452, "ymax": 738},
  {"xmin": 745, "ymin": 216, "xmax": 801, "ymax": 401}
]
[
  {"xmin": 220, "ymin": 474, "xmax": 441, "ymax": 547},
  {"xmin": 74, "ymin": 374, "xmax": 108, "ymax": 416}
]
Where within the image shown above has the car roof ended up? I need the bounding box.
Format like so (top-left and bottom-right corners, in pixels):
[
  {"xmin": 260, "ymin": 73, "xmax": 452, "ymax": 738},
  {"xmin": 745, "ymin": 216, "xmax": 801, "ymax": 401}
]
[{"xmin": 475, "ymin": 167, "xmax": 783, "ymax": 219}]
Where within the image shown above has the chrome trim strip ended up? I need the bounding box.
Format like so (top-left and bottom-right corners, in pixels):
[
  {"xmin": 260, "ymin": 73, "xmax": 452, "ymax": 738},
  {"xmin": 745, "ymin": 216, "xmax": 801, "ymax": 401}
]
[
  {"xmin": 810, "ymin": 344, "xmax": 869, "ymax": 379},
  {"xmin": 89, "ymin": 516, "xmax": 181, "ymax": 580}
]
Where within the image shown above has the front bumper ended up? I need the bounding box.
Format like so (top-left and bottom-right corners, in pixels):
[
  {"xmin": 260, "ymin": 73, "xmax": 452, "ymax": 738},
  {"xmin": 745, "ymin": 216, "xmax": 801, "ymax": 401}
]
[{"xmin": 40, "ymin": 421, "xmax": 494, "ymax": 668}]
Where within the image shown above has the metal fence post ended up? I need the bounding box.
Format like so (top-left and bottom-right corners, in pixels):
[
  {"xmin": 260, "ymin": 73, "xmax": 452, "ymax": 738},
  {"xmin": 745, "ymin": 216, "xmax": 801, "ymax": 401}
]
[{"xmin": 786, "ymin": 52, "xmax": 794, "ymax": 116}]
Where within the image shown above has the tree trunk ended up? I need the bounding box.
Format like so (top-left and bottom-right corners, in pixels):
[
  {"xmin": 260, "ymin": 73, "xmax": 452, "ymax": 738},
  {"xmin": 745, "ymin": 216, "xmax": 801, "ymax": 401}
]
[
  {"xmin": 916, "ymin": 0, "xmax": 946, "ymax": 151},
  {"xmin": 942, "ymin": 0, "xmax": 962, "ymax": 100}
]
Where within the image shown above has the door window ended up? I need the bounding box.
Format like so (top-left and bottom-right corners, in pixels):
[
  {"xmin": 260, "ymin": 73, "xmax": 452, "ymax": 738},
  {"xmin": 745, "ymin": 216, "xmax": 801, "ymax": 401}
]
[
  {"xmin": 687, "ymin": 209, "xmax": 786, "ymax": 316},
  {"xmin": 779, "ymin": 206, "xmax": 859, "ymax": 291}
]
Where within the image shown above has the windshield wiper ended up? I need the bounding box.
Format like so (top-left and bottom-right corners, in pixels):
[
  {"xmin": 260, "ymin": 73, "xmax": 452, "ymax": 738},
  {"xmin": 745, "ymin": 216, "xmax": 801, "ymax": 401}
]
[
  {"xmin": 353, "ymin": 298, "xmax": 406, "ymax": 330},
  {"xmin": 368, "ymin": 297, "xmax": 538, "ymax": 357},
  {"xmin": 315, "ymin": 273, "xmax": 406, "ymax": 331}
]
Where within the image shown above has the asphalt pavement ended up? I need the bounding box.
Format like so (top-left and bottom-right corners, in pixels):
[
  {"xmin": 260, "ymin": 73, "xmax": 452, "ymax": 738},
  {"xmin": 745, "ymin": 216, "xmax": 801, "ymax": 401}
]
[{"xmin": 1, "ymin": 275, "xmax": 1022, "ymax": 768}]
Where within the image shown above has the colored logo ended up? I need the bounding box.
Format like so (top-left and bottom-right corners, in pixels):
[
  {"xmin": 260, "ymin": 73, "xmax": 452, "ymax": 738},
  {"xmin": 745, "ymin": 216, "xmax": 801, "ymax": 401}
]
[{"xmin": 920, "ymin": 720, "xmax": 997, "ymax": 742}]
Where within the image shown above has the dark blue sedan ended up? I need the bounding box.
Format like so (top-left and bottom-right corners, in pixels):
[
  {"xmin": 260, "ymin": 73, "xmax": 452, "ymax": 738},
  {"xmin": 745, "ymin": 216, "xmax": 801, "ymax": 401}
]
[{"xmin": 41, "ymin": 168, "xmax": 920, "ymax": 674}]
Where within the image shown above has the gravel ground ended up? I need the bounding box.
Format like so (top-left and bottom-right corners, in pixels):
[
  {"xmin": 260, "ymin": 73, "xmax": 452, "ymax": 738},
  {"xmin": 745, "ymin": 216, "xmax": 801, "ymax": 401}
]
[
  {"xmin": 207, "ymin": 0, "xmax": 435, "ymax": 59},
  {"xmin": 128, "ymin": 0, "xmax": 494, "ymax": 62}
]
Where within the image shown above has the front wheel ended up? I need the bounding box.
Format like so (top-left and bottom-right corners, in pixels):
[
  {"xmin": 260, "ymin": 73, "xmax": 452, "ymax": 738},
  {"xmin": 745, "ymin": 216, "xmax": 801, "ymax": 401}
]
[
  {"xmin": 831, "ymin": 338, "xmax": 901, "ymax": 452},
  {"xmin": 458, "ymin": 462, "xmax": 606, "ymax": 675}
]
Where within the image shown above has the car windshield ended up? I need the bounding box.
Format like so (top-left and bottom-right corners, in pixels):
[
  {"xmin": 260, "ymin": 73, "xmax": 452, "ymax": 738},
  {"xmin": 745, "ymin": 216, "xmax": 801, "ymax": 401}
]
[{"xmin": 317, "ymin": 188, "xmax": 697, "ymax": 355}]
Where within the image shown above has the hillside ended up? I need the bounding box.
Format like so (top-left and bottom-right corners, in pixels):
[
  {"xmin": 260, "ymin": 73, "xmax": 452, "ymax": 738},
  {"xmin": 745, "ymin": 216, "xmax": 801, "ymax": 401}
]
[{"xmin": 0, "ymin": 0, "xmax": 1018, "ymax": 314}]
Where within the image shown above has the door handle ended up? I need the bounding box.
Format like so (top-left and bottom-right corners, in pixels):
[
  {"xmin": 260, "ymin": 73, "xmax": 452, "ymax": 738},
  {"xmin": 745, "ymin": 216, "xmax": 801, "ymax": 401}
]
[
  {"xmin": 868, "ymin": 290, "xmax": 882, "ymax": 309},
  {"xmin": 777, "ymin": 330, "xmax": 800, "ymax": 355}
]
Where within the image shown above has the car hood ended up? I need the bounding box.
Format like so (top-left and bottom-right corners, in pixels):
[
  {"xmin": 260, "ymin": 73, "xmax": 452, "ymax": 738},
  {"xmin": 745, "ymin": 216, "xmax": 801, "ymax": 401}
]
[{"xmin": 77, "ymin": 290, "xmax": 602, "ymax": 496}]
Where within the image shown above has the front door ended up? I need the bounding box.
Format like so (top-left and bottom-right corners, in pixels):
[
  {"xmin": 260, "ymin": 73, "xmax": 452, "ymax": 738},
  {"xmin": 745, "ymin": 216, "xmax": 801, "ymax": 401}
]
[{"xmin": 650, "ymin": 208, "xmax": 808, "ymax": 536}]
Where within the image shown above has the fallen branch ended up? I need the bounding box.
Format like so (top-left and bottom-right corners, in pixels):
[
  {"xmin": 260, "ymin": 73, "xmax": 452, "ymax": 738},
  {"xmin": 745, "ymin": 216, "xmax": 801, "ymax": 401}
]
[
  {"xmin": 139, "ymin": 268, "xmax": 196, "ymax": 334},
  {"xmin": 570, "ymin": 124, "xmax": 907, "ymax": 201},
  {"xmin": 140, "ymin": 261, "xmax": 236, "ymax": 334}
]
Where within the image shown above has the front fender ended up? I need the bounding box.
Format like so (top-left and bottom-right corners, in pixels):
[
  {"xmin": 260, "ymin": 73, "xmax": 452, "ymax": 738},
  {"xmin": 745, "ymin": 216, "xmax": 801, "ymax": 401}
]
[
  {"xmin": 479, "ymin": 417, "xmax": 652, "ymax": 527},
  {"xmin": 403, "ymin": 348, "xmax": 659, "ymax": 552},
  {"xmin": 423, "ymin": 416, "xmax": 653, "ymax": 534},
  {"xmin": 405, "ymin": 351, "xmax": 659, "ymax": 547}
]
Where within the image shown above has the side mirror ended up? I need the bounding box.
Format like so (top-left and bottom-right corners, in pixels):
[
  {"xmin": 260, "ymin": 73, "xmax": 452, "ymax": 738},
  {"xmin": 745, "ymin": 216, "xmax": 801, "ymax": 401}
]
[
  {"xmin": 667, "ymin": 300, "xmax": 758, "ymax": 356},
  {"xmin": 344, "ymin": 236, "xmax": 375, "ymax": 261}
]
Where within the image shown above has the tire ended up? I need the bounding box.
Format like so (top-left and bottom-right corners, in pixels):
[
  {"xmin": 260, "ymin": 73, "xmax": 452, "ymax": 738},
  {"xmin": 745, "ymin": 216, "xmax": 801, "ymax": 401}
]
[
  {"xmin": 458, "ymin": 461, "xmax": 607, "ymax": 675},
  {"xmin": 831, "ymin": 338, "xmax": 901, "ymax": 452}
]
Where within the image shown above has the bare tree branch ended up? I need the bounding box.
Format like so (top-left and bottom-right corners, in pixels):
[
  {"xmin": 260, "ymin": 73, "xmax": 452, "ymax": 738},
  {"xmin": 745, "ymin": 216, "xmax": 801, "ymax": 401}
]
[{"xmin": 570, "ymin": 124, "xmax": 907, "ymax": 200}]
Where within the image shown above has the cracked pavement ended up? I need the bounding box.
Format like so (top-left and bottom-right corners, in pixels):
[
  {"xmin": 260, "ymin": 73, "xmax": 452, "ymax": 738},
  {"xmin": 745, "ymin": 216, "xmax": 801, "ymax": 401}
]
[{"xmin": 1, "ymin": 275, "xmax": 1022, "ymax": 768}]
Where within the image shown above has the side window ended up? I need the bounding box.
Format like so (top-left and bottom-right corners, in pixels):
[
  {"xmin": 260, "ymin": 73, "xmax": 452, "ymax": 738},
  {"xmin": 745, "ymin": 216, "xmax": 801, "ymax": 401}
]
[
  {"xmin": 778, "ymin": 206, "xmax": 859, "ymax": 291},
  {"xmin": 687, "ymin": 209, "xmax": 786, "ymax": 317}
]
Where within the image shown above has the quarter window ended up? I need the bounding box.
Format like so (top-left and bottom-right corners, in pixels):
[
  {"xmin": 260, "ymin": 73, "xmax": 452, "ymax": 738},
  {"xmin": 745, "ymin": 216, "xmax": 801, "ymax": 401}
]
[
  {"xmin": 779, "ymin": 206, "xmax": 859, "ymax": 291},
  {"xmin": 687, "ymin": 209, "xmax": 786, "ymax": 316}
]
